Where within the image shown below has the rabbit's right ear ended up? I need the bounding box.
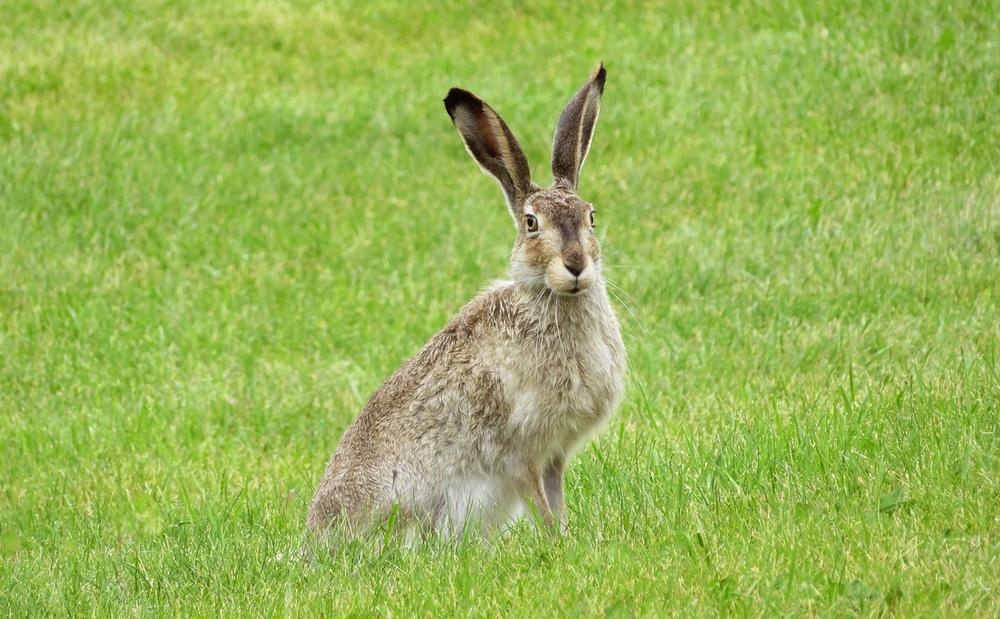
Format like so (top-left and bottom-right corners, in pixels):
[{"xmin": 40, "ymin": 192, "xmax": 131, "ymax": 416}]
[
  {"xmin": 444, "ymin": 88, "xmax": 533, "ymax": 215},
  {"xmin": 551, "ymin": 63, "xmax": 606, "ymax": 190}
]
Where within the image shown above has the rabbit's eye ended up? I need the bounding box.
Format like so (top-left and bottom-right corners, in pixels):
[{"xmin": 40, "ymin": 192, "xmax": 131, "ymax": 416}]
[
  {"xmin": 589, "ymin": 211, "xmax": 596, "ymax": 228},
  {"xmin": 525, "ymin": 214, "xmax": 538, "ymax": 233}
]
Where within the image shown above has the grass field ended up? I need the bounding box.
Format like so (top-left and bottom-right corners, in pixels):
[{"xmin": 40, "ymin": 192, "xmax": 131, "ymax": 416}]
[{"xmin": 2, "ymin": 0, "xmax": 999, "ymax": 615}]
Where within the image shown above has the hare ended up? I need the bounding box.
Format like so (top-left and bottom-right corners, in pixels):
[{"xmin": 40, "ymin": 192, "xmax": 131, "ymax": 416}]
[{"xmin": 307, "ymin": 64, "xmax": 625, "ymax": 541}]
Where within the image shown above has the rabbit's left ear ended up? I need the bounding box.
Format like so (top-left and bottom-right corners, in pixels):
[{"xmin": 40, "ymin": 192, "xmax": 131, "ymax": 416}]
[
  {"xmin": 551, "ymin": 63, "xmax": 606, "ymax": 190},
  {"xmin": 444, "ymin": 88, "xmax": 533, "ymax": 212}
]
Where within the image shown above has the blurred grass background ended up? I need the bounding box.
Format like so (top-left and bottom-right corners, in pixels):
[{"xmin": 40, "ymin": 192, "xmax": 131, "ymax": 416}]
[{"xmin": 1, "ymin": 0, "xmax": 998, "ymax": 615}]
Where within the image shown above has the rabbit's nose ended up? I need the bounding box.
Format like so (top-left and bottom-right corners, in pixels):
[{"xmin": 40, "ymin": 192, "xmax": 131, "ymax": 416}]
[{"xmin": 562, "ymin": 242, "xmax": 587, "ymax": 277}]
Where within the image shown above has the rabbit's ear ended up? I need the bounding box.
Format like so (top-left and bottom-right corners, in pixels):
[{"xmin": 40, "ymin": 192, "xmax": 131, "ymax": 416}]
[
  {"xmin": 444, "ymin": 88, "xmax": 533, "ymax": 213},
  {"xmin": 551, "ymin": 63, "xmax": 606, "ymax": 190}
]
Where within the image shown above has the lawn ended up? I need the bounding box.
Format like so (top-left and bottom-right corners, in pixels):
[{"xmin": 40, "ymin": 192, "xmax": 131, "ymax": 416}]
[{"xmin": 2, "ymin": 0, "xmax": 998, "ymax": 615}]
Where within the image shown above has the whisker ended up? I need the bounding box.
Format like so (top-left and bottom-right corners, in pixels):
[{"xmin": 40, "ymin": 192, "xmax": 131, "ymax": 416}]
[
  {"xmin": 553, "ymin": 291, "xmax": 566, "ymax": 361},
  {"xmin": 605, "ymin": 286, "xmax": 646, "ymax": 337},
  {"xmin": 547, "ymin": 291, "xmax": 559, "ymax": 353},
  {"xmin": 604, "ymin": 277, "xmax": 642, "ymax": 310},
  {"xmin": 530, "ymin": 286, "xmax": 547, "ymax": 312}
]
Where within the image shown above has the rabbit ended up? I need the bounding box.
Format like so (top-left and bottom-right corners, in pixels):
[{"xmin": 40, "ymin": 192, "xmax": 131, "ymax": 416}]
[{"xmin": 307, "ymin": 63, "xmax": 625, "ymax": 542}]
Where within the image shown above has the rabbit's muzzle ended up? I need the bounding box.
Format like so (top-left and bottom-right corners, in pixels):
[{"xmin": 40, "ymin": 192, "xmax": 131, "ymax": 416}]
[{"xmin": 545, "ymin": 247, "xmax": 596, "ymax": 296}]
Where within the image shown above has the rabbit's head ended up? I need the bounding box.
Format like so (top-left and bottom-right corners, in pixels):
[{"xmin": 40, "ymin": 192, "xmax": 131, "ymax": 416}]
[{"xmin": 445, "ymin": 64, "xmax": 607, "ymax": 297}]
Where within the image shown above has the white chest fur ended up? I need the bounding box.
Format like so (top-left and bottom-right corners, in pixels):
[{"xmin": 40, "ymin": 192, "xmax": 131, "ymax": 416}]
[{"xmin": 503, "ymin": 289, "xmax": 625, "ymax": 463}]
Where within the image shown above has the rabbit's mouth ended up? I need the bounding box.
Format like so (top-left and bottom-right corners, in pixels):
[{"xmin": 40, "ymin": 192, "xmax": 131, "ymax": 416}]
[
  {"xmin": 545, "ymin": 258, "xmax": 597, "ymax": 297},
  {"xmin": 550, "ymin": 277, "xmax": 594, "ymax": 297}
]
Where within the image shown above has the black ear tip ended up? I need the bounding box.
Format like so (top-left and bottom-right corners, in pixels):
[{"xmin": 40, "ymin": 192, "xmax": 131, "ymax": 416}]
[
  {"xmin": 444, "ymin": 88, "xmax": 482, "ymax": 119},
  {"xmin": 593, "ymin": 62, "xmax": 607, "ymax": 90}
]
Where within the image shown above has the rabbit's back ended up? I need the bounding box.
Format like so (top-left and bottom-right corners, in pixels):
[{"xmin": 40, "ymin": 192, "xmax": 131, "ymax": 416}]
[{"xmin": 307, "ymin": 283, "xmax": 521, "ymax": 533}]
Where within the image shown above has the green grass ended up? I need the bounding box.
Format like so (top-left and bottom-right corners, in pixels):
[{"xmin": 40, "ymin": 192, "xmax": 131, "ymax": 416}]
[{"xmin": 2, "ymin": 0, "xmax": 999, "ymax": 615}]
